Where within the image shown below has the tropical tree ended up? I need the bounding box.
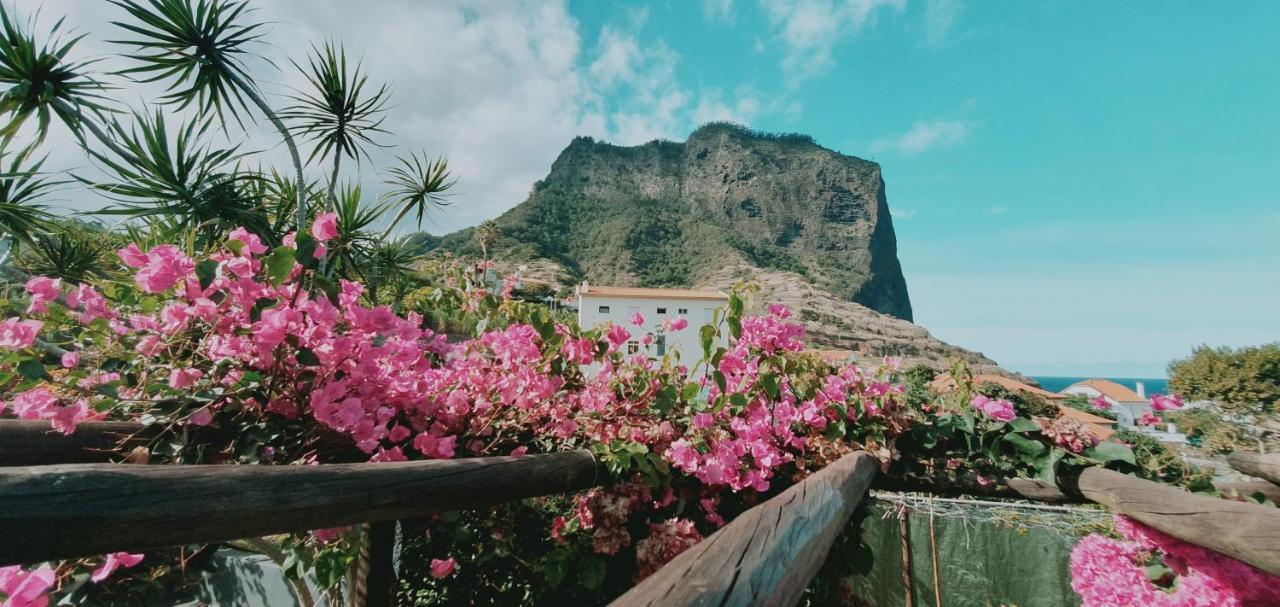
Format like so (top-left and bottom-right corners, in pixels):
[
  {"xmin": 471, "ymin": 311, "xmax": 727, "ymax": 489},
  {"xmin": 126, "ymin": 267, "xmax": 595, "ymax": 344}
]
[
  {"xmin": 381, "ymin": 150, "xmax": 454, "ymax": 236},
  {"xmin": 282, "ymin": 41, "xmax": 390, "ymax": 205},
  {"xmin": 474, "ymin": 219, "xmax": 500, "ymax": 264},
  {"xmin": 108, "ymin": 0, "xmax": 309, "ymax": 229}
]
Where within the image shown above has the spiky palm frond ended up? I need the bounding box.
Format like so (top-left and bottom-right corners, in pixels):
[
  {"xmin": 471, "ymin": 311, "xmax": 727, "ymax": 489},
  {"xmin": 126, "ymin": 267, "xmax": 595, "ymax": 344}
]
[
  {"xmin": 0, "ymin": 4, "xmax": 112, "ymax": 142},
  {"xmin": 474, "ymin": 219, "xmax": 500, "ymax": 260},
  {"xmin": 88, "ymin": 110, "xmax": 268, "ymax": 243},
  {"xmin": 107, "ymin": 0, "xmax": 263, "ymax": 124},
  {"xmin": 0, "ymin": 145, "xmax": 56, "ymax": 246},
  {"xmin": 359, "ymin": 235, "xmax": 423, "ymax": 306},
  {"xmin": 282, "ymin": 41, "xmax": 389, "ymax": 169},
  {"xmin": 15, "ymin": 223, "xmax": 114, "ymax": 282},
  {"xmin": 381, "ymin": 151, "xmax": 454, "ymax": 234}
]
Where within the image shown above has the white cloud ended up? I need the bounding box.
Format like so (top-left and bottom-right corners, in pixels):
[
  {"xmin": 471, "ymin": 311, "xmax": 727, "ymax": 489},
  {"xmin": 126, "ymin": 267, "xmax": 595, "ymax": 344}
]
[
  {"xmin": 893, "ymin": 208, "xmax": 917, "ymax": 220},
  {"xmin": 871, "ymin": 119, "xmax": 974, "ymax": 155},
  {"xmin": 8, "ymin": 0, "xmax": 776, "ymax": 234},
  {"xmin": 702, "ymin": 0, "xmax": 735, "ymax": 23},
  {"xmin": 923, "ymin": 0, "xmax": 962, "ymax": 47},
  {"xmin": 760, "ymin": 0, "xmax": 904, "ymax": 86},
  {"xmin": 985, "ymin": 206, "xmax": 1006, "ymax": 215}
]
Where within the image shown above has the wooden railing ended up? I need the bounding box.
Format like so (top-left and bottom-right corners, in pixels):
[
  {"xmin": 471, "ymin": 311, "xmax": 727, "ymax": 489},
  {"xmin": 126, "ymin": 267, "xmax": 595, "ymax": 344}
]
[
  {"xmin": 3, "ymin": 418, "xmax": 1280, "ymax": 605},
  {"xmin": 609, "ymin": 451, "xmax": 877, "ymax": 607},
  {"xmin": 0, "ymin": 449, "xmax": 602, "ymax": 565}
]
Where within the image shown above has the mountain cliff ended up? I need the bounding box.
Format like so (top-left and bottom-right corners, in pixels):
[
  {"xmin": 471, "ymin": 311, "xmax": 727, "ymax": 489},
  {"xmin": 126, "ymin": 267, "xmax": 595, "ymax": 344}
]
[{"xmin": 420, "ymin": 123, "xmax": 1005, "ymax": 373}]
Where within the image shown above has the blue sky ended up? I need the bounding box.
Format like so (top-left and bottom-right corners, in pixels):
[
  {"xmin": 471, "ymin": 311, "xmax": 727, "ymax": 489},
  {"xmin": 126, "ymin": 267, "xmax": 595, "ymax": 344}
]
[
  {"xmin": 26, "ymin": 0, "xmax": 1280, "ymax": 377},
  {"xmin": 564, "ymin": 0, "xmax": 1280, "ymax": 377}
]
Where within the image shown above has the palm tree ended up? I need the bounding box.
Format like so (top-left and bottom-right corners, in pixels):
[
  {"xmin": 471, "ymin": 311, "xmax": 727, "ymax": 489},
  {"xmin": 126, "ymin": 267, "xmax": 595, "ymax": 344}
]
[
  {"xmin": 0, "ymin": 6, "xmax": 113, "ymax": 147},
  {"xmin": 282, "ymin": 41, "xmax": 389, "ymax": 207},
  {"xmin": 380, "ymin": 150, "xmax": 454, "ymax": 237},
  {"xmin": 108, "ymin": 0, "xmax": 310, "ymax": 230},
  {"xmin": 0, "ymin": 143, "xmax": 55, "ymax": 248},
  {"xmin": 474, "ymin": 220, "xmax": 500, "ymax": 264}
]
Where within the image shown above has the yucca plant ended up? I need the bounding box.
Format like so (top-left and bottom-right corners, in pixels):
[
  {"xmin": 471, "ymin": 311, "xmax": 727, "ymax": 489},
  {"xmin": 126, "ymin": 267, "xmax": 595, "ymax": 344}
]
[
  {"xmin": 0, "ymin": 143, "xmax": 55, "ymax": 247},
  {"xmin": 361, "ymin": 235, "xmax": 424, "ymax": 307},
  {"xmin": 474, "ymin": 219, "xmax": 501, "ymax": 264},
  {"xmin": 381, "ymin": 150, "xmax": 454, "ymax": 236},
  {"xmin": 282, "ymin": 41, "xmax": 389, "ymax": 205},
  {"xmin": 87, "ymin": 110, "xmax": 270, "ymax": 247},
  {"xmin": 0, "ymin": 5, "xmax": 113, "ymax": 145},
  {"xmin": 108, "ymin": 0, "xmax": 308, "ymax": 230},
  {"xmin": 323, "ymin": 184, "xmax": 388, "ymax": 277},
  {"xmin": 15, "ymin": 222, "xmax": 115, "ymax": 282}
]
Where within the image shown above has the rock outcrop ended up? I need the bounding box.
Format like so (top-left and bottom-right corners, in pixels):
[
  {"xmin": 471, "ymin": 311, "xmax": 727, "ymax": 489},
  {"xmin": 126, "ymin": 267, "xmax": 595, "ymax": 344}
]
[{"xmin": 420, "ymin": 123, "xmax": 1005, "ymax": 373}]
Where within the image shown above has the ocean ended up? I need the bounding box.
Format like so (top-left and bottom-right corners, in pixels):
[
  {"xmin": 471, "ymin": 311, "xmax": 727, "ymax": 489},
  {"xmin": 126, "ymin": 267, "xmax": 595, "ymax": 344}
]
[{"xmin": 1030, "ymin": 376, "xmax": 1169, "ymax": 396}]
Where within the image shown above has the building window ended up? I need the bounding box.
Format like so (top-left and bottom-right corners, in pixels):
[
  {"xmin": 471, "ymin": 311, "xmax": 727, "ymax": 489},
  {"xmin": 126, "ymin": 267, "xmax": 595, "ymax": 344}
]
[
  {"xmin": 598, "ymin": 305, "xmax": 610, "ymax": 313},
  {"xmin": 678, "ymin": 308, "xmax": 688, "ymax": 315},
  {"xmin": 656, "ymin": 307, "xmax": 667, "ymax": 314},
  {"xmin": 627, "ymin": 341, "xmax": 640, "ymax": 354},
  {"xmin": 655, "ymin": 335, "xmax": 666, "ymax": 356}
]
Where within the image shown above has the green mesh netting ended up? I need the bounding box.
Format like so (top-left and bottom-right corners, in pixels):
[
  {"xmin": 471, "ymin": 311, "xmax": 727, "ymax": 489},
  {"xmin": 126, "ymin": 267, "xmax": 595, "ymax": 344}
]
[{"xmin": 808, "ymin": 493, "xmax": 1112, "ymax": 607}]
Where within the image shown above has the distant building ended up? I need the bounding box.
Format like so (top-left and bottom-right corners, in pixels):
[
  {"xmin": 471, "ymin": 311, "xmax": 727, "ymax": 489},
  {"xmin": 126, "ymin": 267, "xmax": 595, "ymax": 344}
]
[
  {"xmin": 575, "ymin": 283, "xmax": 728, "ymax": 362},
  {"xmin": 1060, "ymin": 379, "xmax": 1186, "ymax": 443}
]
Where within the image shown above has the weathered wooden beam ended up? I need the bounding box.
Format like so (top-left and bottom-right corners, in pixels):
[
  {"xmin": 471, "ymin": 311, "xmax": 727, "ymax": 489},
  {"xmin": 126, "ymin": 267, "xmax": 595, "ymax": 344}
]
[
  {"xmin": 0, "ymin": 450, "xmax": 603, "ymax": 566},
  {"xmin": 0, "ymin": 421, "xmax": 151, "ymax": 465},
  {"xmin": 1005, "ymin": 478, "xmax": 1070, "ymax": 502},
  {"xmin": 1214, "ymin": 480, "xmax": 1280, "ymax": 503},
  {"xmin": 1226, "ymin": 452, "xmax": 1280, "ymax": 486},
  {"xmin": 609, "ymin": 451, "xmax": 877, "ymax": 607},
  {"xmin": 1078, "ymin": 467, "xmax": 1280, "ymax": 577}
]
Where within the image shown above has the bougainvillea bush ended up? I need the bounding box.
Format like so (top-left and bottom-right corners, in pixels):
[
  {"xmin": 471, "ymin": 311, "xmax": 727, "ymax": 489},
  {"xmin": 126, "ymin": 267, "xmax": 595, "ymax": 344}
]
[
  {"xmin": 1071, "ymin": 516, "xmax": 1280, "ymax": 607},
  {"xmin": 0, "ymin": 217, "xmax": 1238, "ymax": 606}
]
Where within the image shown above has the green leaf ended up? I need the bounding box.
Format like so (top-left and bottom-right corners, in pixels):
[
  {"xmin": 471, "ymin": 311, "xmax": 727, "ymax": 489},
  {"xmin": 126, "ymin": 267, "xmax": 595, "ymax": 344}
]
[
  {"xmin": 700, "ymin": 324, "xmax": 715, "ymax": 358},
  {"xmin": 680, "ymin": 382, "xmax": 700, "ymax": 402},
  {"xmin": 1087, "ymin": 441, "xmax": 1136, "ymax": 465},
  {"xmin": 264, "ymin": 246, "xmax": 297, "ymax": 286},
  {"xmin": 728, "ymin": 293, "xmax": 744, "ymax": 317},
  {"xmin": 294, "ymin": 232, "xmax": 318, "ymax": 268},
  {"xmin": 17, "ymin": 357, "xmax": 48, "ymax": 381},
  {"xmin": 727, "ymin": 315, "xmax": 742, "ymax": 340},
  {"xmin": 1034, "ymin": 447, "xmax": 1067, "ymax": 484},
  {"xmin": 579, "ymin": 555, "xmax": 606, "ymax": 591},
  {"xmin": 760, "ymin": 374, "xmax": 780, "ymax": 400},
  {"xmin": 1008, "ymin": 417, "xmax": 1041, "ymax": 433},
  {"xmin": 713, "ymin": 371, "xmax": 727, "ymax": 395},
  {"xmin": 195, "ymin": 259, "xmax": 219, "ymax": 290},
  {"xmin": 1003, "ymin": 433, "xmax": 1048, "ymax": 458}
]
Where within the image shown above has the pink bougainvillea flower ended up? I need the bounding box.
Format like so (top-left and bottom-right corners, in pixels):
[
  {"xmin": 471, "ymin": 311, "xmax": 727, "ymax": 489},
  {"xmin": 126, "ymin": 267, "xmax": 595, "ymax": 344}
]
[
  {"xmin": 630, "ymin": 312, "xmax": 645, "ymax": 326},
  {"xmin": 311, "ymin": 212, "xmax": 339, "ymax": 241},
  {"xmin": 133, "ymin": 245, "xmax": 195, "ymax": 294},
  {"xmin": 23, "ymin": 276, "xmax": 60, "ymax": 313},
  {"xmin": 767, "ymin": 303, "xmax": 791, "ymax": 319},
  {"xmin": 1138, "ymin": 411, "xmax": 1161, "ymax": 426},
  {"xmin": 226, "ymin": 227, "xmax": 269, "ymax": 255},
  {"xmin": 668, "ymin": 317, "xmax": 688, "ymax": 331},
  {"xmin": 117, "ymin": 243, "xmax": 149, "ymax": 268},
  {"xmin": 188, "ymin": 408, "xmax": 215, "ymax": 427},
  {"xmin": 1089, "ymin": 395, "xmax": 1111, "ymax": 410},
  {"xmin": 1149, "ymin": 393, "xmax": 1184, "ymax": 411},
  {"xmin": 970, "ymin": 394, "xmax": 1016, "ymax": 422},
  {"xmin": 0, "ymin": 317, "xmax": 41, "ymax": 350},
  {"xmin": 430, "ymin": 557, "xmax": 457, "ymax": 579},
  {"xmin": 91, "ymin": 552, "xmax": 145, "ymax": 583},
  {"xmin": 309, "ymin": 527, "xmax": 345, "ymax": 545},
  {"xmin": 168, "ymin": 367, "xmax": 204, "ymax": 389},
  {"xmin": 0, "ymin": 563, "xmax": 56, "ymax": 607},
  {"xmin": 606, "ymin": 324, "xmax": 631, "ymax": 350},
  {"xmin": 60, "ymin": 351, "xmax": 80, "ymax": 368}
]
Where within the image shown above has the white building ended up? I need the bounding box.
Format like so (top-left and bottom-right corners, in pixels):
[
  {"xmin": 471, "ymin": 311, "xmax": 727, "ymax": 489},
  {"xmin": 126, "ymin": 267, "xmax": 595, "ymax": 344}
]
[
  {"xmin": 1060, "ymin": 379, "xmax": 1186, "ymax": 443},
  {"xmin": 576, "ymin": 283, "xmax": 728, "ymax": 363}
]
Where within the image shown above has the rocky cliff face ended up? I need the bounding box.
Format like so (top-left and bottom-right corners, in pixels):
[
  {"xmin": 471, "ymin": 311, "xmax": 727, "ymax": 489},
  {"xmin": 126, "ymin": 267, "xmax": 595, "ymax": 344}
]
[{"xmin": 424, "ymin": 123, "xmax": 1006, "ymax": 373}]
